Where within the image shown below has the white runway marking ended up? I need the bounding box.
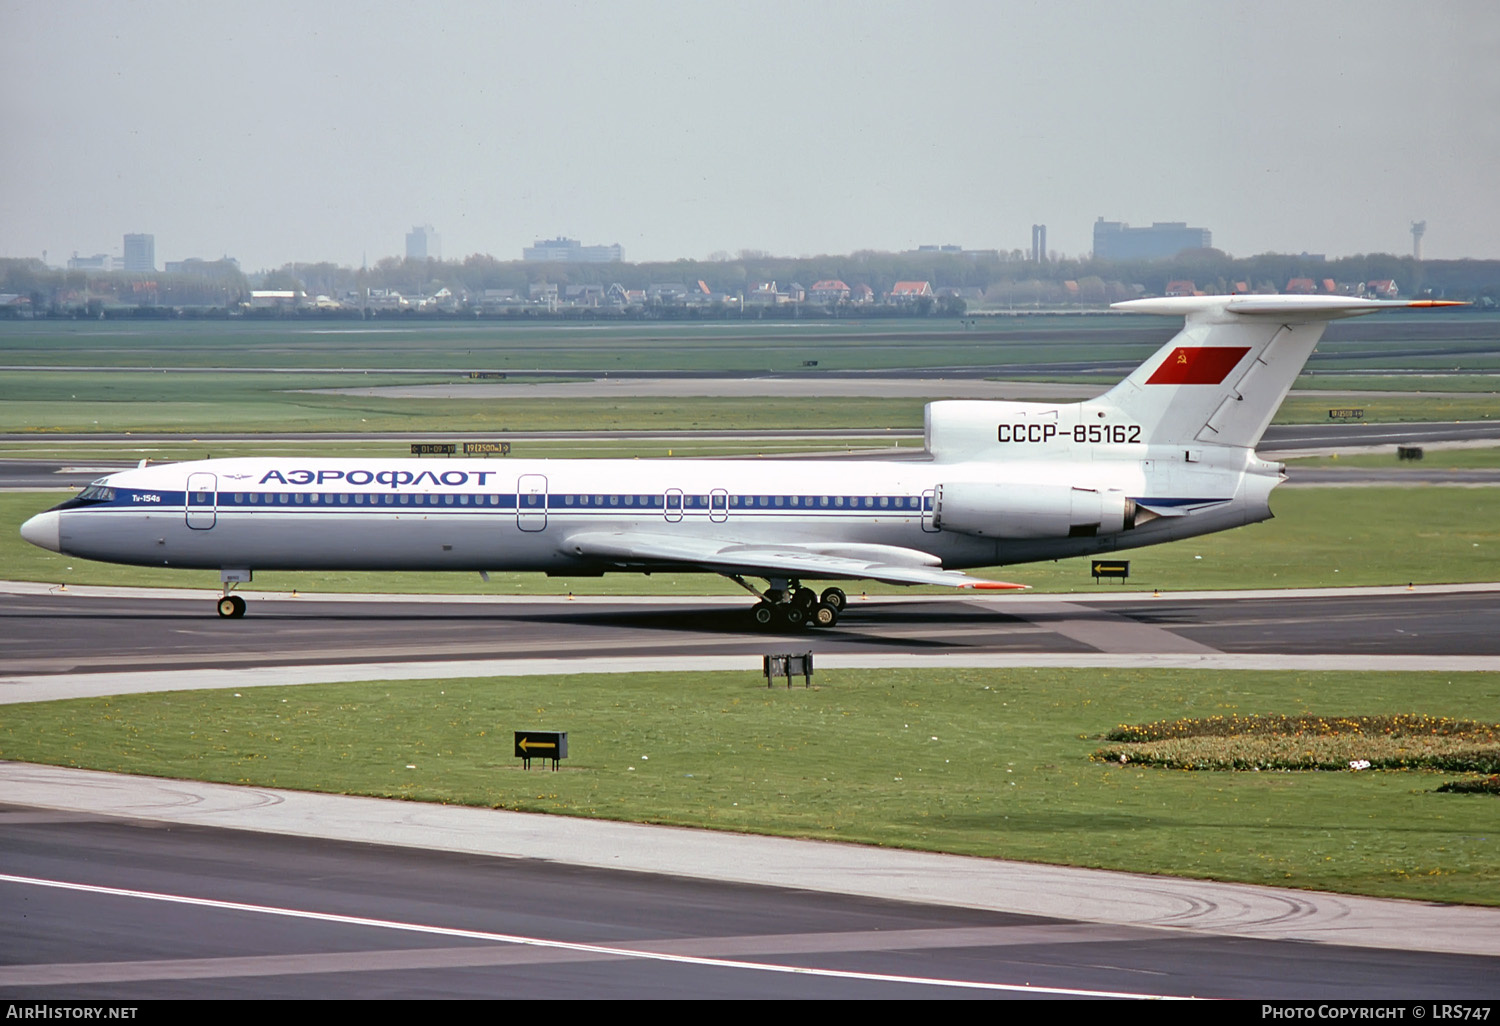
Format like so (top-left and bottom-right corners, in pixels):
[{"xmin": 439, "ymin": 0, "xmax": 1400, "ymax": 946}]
[{"xmin": 0, "ymin": 873, "xmax": 1186, "ymax": 999}]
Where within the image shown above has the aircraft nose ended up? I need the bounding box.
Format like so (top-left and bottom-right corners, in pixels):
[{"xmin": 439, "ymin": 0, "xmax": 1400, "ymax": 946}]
[{"xmin": 20, "ymin": 510, "xmax": 61, "ymax": 553}]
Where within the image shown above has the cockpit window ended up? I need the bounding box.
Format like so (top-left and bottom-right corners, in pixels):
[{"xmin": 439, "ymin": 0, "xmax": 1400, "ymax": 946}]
[{"xmin": 48, "ymin": 481, "xmax": 117, "ymax": 512}]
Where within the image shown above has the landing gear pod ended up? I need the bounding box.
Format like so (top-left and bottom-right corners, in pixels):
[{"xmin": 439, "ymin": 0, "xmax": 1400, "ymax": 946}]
[{"xmin": 933, "ymin": 482, "xmax": 1137, "ymax": 539}]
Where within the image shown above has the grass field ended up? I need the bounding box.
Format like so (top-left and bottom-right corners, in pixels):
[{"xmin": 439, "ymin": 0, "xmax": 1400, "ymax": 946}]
[
  {"xmin": 0, "ymin": 436, "xmax": 924, "ymax": 463},
  {"xmin": 0, "ymin": 317, "xmax": 1173, "ymax": 372},
  {"xmin": 0, "ymin": 370, "xmax": 1495, "ymax": 436},
  {"xmin": 1274, "ymin": 393, "xmax": 1500, "ymax": 425},
  {"xmin": 6, "ymin": 486, "xmax": 1497, "ymax": 595},
  {"xmin": 0, "ymin": 390, "xmax": 935, "ymax": 434},
  {"xmin": 2, "ymin": 666, "xmax": 1495, "ymax": 905},
  {"xmin": 1295, "ymin": 374, "xmax": 1500, "ymax": 393},
  {"xmin": 2, "ymin": 311, "xmax": 1496, "ymax": 434},
  {"xmin": 1288, "ymin": 447, "xmax": 1500, "ymax": 469}
]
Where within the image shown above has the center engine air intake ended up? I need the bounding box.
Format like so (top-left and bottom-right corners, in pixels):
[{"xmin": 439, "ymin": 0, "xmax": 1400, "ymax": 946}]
[{"xmin": 933, "ymin": 482, "xmax": 1138, "ymax": 539}]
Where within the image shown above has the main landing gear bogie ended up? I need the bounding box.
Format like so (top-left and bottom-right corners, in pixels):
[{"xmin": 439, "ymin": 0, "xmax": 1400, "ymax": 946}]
[{"xmin": 739, "ymin": 581, "xmax": 846, "ymax": 630}]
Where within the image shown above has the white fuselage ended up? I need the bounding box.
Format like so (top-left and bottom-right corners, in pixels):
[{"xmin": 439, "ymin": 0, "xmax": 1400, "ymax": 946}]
[{"xmin": 31, "ymin": 450, "xmax": 1277, "ymax": 579}]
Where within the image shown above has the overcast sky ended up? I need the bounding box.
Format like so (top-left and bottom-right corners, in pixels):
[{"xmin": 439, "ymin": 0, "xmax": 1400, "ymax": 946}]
[{"xmin": 3, "ymin": 0, "xmax": 1497, "ymax": 271}]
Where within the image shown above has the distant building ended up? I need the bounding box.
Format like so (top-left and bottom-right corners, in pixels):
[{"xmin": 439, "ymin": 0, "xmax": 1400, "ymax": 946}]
[
  {"xmin": 912, "ymin": 244, "xmax": 1001, "ymax": 259},
  {"xmin": 406, "ymin": 225, "xmax": 439, "ymax": 261},
  {"xmin": 887, "ymin": 281, "xmax": 934, "ymax": 304},
  {"xmin": 67, "ymin": 253, "xmax": 113, "ymax": 272},
  {"xmin": 247, "ymin": 290, "xmax": 303, "ymax": 309},
  {"xmin": 1093, "ymin": 218, "xmax": 1212, "ymax": 261},
  {"xmin": 165, "ymin": 256, "xmax": 240, "ymax": 275},
  {"xmin": 565, "ymin": 284, "xmax": 605, "ymax": 307},
  {"xmin": 809, "ymin": 280, "xmax": 851, "ymax": 304},
  {"xmin": 523, "ymin": 237, "xmax": 623, "ymax": 263},
  {"xmin": 745, "ymin": 281, "xmax": 783, "ymax": 306},
  {"xmin": 123, "ymin": 234, "xmax": 155, "ymax": 273}
]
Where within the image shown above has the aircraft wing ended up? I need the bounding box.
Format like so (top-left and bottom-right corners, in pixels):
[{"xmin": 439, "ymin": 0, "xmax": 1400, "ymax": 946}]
[{"xmin": 561, "ymin": 531, "xmax": 1026, "ymax": 590}]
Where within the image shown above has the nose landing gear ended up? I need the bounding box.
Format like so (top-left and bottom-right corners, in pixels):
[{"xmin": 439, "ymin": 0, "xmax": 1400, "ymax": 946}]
[{"xmin": 216, "ymin": 568, "xmax": 252, "ymax": 618}]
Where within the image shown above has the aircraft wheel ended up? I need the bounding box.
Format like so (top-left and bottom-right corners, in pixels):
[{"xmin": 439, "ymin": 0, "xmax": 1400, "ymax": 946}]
[
  {"xmin": 216, "ymin": 596, "xmax": 240, "ymax": 619},
  {"xmin": 765, "ymin": 588, "xmax": 786, "ymax": 605},
  {"xmin": 819, "ymin": 587, "xmax": 846, "ymax": 611},
  {"xmin": 780, "ymin": 603, "xmax": 809, "ymax": 628},
  {"xmin": 792, "ymin": 587, "xmax": 818, "ymax": 610},
  {"xmin": 810, "ymin": 602, "xmax": 839, "ymax": 628},
  {"xmin": 751, "ymin": 602, "xmax": 776, "ymax": 628}
]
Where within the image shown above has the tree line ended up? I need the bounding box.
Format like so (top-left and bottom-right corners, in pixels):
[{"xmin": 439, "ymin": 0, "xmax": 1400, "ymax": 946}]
[{"xmin": 4, "ymin": 247, "xmax": 1497, "ymax": 319}]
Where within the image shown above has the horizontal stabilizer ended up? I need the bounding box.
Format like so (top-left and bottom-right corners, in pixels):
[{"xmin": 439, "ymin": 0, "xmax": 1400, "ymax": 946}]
[{"xmin": 1113, "ymin": 296, "xmax": 1466, "ymax": 319}]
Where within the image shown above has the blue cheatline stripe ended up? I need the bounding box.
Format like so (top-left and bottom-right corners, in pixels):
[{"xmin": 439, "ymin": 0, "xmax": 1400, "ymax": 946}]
[{"xmin": 97, "ymin": 488, "xmax": 937, "ymax": 514}]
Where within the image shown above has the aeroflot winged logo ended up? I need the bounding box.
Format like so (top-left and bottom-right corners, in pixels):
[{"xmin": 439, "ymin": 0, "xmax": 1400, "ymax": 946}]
[{"xmin": 1145, "ymin": 346, "xmax": 1251, "ymax": 385}]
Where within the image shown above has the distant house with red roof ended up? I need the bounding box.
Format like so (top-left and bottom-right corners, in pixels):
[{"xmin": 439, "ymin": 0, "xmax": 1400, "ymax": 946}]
[
  {"xmin": 1285, "ymin": 278, "xmax": 1318, "ymax": 294},
  {"xmin": 887, "ymin": 281, "xmax": 933, "ymax": 304},
  {"xmin": 1366, "ymin": 279, "xmax": 1399, "ymax": 299},
  {"xmin": 809, "ymin": 280, "xmax": 851, "ymax": 304},
  {"xmin": 1165, "ymin": 280, "xmax": 1197, "ymax": 297}
]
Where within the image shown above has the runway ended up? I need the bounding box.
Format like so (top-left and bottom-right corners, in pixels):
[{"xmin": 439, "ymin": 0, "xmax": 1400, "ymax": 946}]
[
  {"xmin": 3, "ymin": 583, "xmax": 1500, "ymax": 684},
  {"xmin": 3, "ymin": 581, "xmax": 1499, "ymax": 998},
  {"xmin": 4, "ymin": 780, "xmax": 1498, "ymax": 1000}
]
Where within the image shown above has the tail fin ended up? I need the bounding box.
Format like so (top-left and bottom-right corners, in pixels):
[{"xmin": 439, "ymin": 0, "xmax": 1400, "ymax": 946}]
[{"xmin": 1100, "ymin": 296, "xmax": 1460, "ymax": 449}]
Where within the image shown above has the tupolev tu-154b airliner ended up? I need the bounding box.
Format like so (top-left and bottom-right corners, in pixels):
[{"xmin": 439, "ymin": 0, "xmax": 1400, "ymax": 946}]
[{"xmin": 20, "ymin": 295, "xmax": 1459, "ymax": 626}]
